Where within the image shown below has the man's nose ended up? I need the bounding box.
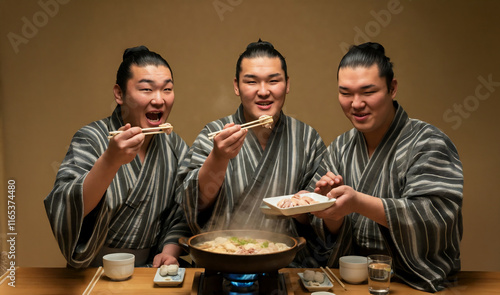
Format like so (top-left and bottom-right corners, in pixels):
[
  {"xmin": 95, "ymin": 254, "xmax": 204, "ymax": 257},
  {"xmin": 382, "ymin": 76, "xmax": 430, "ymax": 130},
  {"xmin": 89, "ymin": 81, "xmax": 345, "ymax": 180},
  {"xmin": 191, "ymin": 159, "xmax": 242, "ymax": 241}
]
[
  {"xmin": 151, "ymin": 92, "xmax": 165, "ymax": 105},
  {"xmin": 257, "ymin": 83, "xmax": 270, "ymax": 96},
  {"xmin": 352, "ymin": 94, "xmax": 365, "ymax": 109}
]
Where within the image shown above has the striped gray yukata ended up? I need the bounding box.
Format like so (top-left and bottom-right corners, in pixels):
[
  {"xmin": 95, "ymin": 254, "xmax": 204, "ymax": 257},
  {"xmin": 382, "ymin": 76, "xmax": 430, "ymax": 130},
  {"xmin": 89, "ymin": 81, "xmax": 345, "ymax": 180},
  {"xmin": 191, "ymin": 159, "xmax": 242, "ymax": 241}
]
[
  {"xmin": 44, "ymin": 106, "xmax": 191, "ymax": 268},
  {"xmin": 307, "ymin": 101, "xmax": 463, "ymax": 292},
  {"xmin": 177, "ymin": 105, "xmax": 327, "ymax": 243}
]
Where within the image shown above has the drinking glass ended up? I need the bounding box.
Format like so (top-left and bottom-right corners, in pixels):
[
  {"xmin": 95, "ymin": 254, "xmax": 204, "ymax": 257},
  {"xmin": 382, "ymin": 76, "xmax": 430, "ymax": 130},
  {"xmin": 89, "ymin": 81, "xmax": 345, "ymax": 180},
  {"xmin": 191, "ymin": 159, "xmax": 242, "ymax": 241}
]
[{"xmin": 367, "ymin": 254, "xmax": 392, "ymax": 295}]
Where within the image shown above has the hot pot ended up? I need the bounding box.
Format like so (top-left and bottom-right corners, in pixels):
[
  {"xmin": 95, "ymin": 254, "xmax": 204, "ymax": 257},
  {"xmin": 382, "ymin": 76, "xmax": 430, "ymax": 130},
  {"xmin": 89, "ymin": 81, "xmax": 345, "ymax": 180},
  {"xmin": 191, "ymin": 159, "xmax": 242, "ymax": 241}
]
[{"xmin": 179, "ymin": 230, "xmax": 306, "ymax": 274}]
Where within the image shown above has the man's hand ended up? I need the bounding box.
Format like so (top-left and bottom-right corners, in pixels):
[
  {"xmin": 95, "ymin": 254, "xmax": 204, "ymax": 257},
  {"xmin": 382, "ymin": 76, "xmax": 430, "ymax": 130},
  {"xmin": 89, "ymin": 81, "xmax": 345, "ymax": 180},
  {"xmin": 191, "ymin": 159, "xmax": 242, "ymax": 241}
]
[
  {"xmin": 313, "ymin": 185, "xmax": 359, "ymax": 221},
  {"xmin": 312, "ymin": 184, "xmax": 388, "ymax": 233},
  {"xmin": 153, "ymin": 253, "xmax": 179, "ymax": 267},
  {"xmin": 106, "ymin": 123, "xmax": 145, "ymax": 166},
  {"xmin": 314, "ymin": 171, "xmax": 344, "ymax": 196},
  {"xmin": 152, "ymin": 244, "xmax": 183, "ymax": 267},
  {"xmin": 211, "ymin": 123, "xmax": 247, "ymax": 161}
]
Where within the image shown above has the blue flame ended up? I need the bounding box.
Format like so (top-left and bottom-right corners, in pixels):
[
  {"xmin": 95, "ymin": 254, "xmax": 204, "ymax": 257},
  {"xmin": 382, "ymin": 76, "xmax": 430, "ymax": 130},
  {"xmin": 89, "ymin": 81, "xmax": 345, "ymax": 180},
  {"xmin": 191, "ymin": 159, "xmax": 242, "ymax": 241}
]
[{"xmin": 224, "ymin": 273, "xmax": 258, "ymax": 289}]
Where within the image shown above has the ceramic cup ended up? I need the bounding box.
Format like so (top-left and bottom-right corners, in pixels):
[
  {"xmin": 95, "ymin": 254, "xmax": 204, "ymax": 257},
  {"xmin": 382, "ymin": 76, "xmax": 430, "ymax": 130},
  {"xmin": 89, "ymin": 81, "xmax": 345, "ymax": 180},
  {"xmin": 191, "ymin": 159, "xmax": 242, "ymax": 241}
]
[
  {"xmin": 339, "ymin": 255, "xmax": 368, "ymax": 284},
  {"xmin": 102, "ymin": 253, "xmax": 135, "ymax": 281}
]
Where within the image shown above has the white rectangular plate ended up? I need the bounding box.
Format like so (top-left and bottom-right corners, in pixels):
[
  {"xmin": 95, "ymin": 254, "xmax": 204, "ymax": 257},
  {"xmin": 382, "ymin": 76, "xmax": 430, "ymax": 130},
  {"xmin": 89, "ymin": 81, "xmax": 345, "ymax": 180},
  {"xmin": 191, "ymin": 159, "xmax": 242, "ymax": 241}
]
[
  {"xmin": 262, "ymin": 192, "xmax": 336, "ymax": 216},
  {"xmin": 153, "ymin": 267, "xmax": 185, "ymax": 286},
  {"xmin": 298, "ymin": 272, "xmax": 334, "ymax": 292}
]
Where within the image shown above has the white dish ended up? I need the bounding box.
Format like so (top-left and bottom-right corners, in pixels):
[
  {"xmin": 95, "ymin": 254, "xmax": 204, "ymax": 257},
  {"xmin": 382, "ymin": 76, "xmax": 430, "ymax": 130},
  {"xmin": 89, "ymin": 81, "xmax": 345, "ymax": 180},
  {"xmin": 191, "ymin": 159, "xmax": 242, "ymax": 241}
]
[
  {"xmin": 298, "ymin": 272, "xmax": 334, "ymax": 292},
  {"xmin": 260, "ymin": 204, "xmax": 284, "ymax": 216},
  {"xmin": 263, "ymin": 193, "xmax": 336, "ymax": 216},
  {"xmin": 153, "ymin": 267, "xmax": 185, "ymax": 286}
]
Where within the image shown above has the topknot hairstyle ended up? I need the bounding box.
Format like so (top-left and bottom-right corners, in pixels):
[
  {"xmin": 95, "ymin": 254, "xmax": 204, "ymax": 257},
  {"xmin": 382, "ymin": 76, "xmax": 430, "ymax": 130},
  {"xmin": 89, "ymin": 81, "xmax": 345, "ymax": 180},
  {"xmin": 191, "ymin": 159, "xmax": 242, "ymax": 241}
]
[
  {"xmin": 235, "ymin": 39, "xmax": 288, "ymax": 83},
  {"xmin": 116, "ymin": 45, "xmax": 172, "ymax": 95},
  {"xmin": 338, "ymin": 42, "xmax": 394, "ymax": 91}
]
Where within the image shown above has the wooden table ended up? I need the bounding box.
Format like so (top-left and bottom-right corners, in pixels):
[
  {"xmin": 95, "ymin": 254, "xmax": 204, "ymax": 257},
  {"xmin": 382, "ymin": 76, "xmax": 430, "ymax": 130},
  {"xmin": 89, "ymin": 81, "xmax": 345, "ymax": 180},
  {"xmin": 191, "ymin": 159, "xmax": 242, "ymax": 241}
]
[{"xmin": 1, "ymin": 267, "xmax": 499, "ymax": 294}]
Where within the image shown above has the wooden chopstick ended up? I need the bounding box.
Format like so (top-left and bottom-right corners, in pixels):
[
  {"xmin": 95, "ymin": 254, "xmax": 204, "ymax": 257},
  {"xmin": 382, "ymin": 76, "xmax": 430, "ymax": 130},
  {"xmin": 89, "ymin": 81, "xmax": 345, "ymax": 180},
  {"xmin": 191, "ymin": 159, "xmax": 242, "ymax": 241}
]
[
  {"xmin": 319, "ymin": 267, "xmax": 335, "ymax": 290},
  {"xmin": 108, "ymin": 124, "xmax": 173, "ymax": 139},
  {"xmin": 326, "ymin": 266, "xmax": 347, "ymax": 291},
  {"xmin": 82, "ymin": 266, "xmax": 104, "ymax": 295},
  {"xmin": 241, "ymin": 120, "xmax": 273, "ymax": 131},
  {"xmin": 207, "ymin": 116, "xmax": 273, "ymax": 140}
]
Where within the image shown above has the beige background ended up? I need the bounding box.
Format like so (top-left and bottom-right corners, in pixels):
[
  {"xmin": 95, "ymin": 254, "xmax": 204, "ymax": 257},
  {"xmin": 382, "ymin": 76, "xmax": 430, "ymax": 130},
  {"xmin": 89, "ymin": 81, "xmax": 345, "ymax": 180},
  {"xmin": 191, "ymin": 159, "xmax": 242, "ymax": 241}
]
[{"xmin": 0, "ymin": 0, "xmax": 499, "ymax": 271}]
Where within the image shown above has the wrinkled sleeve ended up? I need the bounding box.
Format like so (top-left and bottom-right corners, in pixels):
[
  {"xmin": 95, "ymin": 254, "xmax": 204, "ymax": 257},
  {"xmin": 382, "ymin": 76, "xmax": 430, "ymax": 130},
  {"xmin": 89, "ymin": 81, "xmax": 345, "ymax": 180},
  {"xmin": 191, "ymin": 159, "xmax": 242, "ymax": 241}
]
[
  {"xmin": 380, "ymin": 133, "xmax": 463, "ymax": 292},
  {"xmin": 43, "ymin": 127, "xmax": 110, "ymax": 268}
]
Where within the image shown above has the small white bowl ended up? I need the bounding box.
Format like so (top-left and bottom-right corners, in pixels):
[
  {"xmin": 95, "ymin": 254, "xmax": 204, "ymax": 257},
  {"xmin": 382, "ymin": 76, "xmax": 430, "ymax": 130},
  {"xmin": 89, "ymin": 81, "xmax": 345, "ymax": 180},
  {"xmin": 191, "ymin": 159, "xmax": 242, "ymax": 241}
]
[
  {"xmin": 339, "ymin": 255, "xmax": 368, "ymax": 284},
  {"xmin": 103, "ymin": 253, "xmax": 135, "ymax": 281}
]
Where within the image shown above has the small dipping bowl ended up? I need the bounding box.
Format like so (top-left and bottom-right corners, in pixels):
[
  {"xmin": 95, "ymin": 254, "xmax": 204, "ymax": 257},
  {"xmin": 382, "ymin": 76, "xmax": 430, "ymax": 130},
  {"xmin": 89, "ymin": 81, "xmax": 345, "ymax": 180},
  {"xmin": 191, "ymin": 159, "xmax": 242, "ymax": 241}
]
[
  {"xmin": 103, "ymin": 253, "xmax": 135, "ymax": 281},
  {"xmin": 339, "ymin": 255, "xmax": 368, "ymax": 284}
]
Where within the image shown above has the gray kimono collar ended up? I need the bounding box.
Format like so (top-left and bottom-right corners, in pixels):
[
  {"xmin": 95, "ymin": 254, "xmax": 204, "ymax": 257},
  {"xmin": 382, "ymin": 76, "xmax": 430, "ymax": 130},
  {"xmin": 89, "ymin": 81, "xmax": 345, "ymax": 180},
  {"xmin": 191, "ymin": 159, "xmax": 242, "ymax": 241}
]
[{"xmin": 108, "ymin": 105, "xmax": 125, "ymax": 132}]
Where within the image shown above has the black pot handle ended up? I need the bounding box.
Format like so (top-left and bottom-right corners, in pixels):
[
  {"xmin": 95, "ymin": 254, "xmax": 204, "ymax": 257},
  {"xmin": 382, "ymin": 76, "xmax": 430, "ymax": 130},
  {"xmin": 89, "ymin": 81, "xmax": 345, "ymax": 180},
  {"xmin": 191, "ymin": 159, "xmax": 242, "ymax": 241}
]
[
  {"xmin": 296, "ymin": 237, "xmax": 306, "ymax": 251},
  {"xmin": 178, "ymin": 236, "xmax": 190, "ymax": 253}
]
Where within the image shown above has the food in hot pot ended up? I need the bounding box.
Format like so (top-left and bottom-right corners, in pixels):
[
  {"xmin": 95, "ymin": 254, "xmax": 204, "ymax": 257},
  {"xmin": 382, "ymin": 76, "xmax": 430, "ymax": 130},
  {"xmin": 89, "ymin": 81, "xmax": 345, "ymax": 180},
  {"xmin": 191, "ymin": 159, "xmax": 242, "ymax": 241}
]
[{"xmin": 195, "ymin": 236, "xmax": 291, "ymax": 254}]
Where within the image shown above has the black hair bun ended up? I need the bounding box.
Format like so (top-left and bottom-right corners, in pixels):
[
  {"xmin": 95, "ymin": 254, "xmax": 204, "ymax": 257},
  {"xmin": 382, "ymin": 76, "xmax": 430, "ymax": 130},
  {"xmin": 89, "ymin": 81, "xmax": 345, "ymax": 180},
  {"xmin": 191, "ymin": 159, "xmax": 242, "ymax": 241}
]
[
  {"xmin": 358, "ymin": 42, "xmax": 385, "ymax": 55},
  {"xmin": 246, "ymin": 39, "xmax": 274, "ymax": 50},
  {"xmin": 123, "ymin": 45, "xmax": 150, "ymax": 60}
]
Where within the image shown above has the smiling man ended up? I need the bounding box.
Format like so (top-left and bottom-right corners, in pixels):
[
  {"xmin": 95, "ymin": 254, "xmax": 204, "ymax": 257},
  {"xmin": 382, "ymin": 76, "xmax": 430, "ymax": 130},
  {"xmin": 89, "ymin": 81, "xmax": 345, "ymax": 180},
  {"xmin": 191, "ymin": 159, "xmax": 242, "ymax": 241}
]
[
  {"xmin": 44, "ymin": 46, "xmax": 191, "ymax": 268},
  {"xmin": 308, "ymin": 42, "xmax": 464, "ymax": 292},
  {"xmin": 177, "ymin": 40, "xmax": 326, "ymax": 265}
]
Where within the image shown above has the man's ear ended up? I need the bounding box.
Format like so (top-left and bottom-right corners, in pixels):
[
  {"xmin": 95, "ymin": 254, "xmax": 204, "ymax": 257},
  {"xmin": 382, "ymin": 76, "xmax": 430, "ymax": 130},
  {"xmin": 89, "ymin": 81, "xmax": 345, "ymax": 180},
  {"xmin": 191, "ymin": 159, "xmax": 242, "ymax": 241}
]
[
  {"xmin": 113, "ymin": 84, "xmax": 124, "ymax": 105},
  {"xmin": 233, "ymin": 78, "xmax": 240, "ymax": 96},
  {"xmin": 390, "ymin": 79, "xmax": 398, "ymax": 98}
]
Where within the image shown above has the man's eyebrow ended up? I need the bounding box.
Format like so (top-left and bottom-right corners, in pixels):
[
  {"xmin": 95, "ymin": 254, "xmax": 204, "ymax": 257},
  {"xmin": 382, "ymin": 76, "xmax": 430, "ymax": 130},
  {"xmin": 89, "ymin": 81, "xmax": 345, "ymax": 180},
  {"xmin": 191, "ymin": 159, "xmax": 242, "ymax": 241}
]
[
  {"xmin": 242, "ymin": 73, "xmax": 282, "ymax": 79},
  {"xmin": 338, "ymin": 84, "xmax": 376, "ymax": 90},
  {"xmin": 138, "ymin": 78, "xmax": 173, "ymax": 84}
]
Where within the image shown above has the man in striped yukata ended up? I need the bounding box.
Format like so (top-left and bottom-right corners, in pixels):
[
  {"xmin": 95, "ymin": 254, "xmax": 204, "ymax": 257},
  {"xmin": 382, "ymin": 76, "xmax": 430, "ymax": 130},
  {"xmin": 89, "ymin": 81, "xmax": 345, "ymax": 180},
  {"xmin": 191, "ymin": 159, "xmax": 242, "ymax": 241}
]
[
  {"xmin": 304, "ymin": 42, "xmax": 463, "ymax": 292},
  {"xmin": 44, "ymin": 46, "xmax": 191, "ymax": 268},
  {"xmin": 177, "ymin": 40, "xmax": 327, "ymax": 263}
]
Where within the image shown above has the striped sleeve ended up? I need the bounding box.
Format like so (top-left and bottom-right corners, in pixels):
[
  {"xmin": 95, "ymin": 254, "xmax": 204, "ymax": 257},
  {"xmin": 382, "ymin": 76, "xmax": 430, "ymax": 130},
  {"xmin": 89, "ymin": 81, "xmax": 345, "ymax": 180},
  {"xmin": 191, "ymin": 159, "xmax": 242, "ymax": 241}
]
[{"xmin": 44, "ymin": 124, "xmax": 111, "ymax": 268}]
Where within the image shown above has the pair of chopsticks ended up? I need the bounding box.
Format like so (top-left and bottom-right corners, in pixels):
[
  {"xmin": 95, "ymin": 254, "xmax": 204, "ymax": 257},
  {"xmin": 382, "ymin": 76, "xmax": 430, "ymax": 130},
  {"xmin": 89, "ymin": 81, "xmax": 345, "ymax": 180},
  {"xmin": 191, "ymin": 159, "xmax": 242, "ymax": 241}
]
[
  {"xmin": 107, "ymin": 124, "xmax": 173, "ymax": 139},
  {"xmin": 320, "ymin": 266, "xmax": 347, "ymax": 291},
  {"xmin": 82, "ymin": 266, "xmax": 104, "ymax": 295},
  {"xmin": 207, "ymin": 115, "xmax": 273, "ymax": 140}
]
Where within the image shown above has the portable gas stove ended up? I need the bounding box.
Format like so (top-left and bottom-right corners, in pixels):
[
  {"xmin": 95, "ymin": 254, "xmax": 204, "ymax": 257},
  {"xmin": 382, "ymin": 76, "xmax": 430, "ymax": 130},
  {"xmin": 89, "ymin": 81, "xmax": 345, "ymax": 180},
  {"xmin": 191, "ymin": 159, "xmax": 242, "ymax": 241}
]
[{"xmin": 192, "ymin": 269, "xmax": 294, "ymax": 295}]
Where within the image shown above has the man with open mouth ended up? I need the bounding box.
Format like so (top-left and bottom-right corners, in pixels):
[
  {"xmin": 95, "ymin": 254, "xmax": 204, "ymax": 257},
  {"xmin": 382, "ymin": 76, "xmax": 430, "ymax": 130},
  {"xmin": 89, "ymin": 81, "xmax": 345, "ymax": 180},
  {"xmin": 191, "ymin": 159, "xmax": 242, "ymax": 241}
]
[{"xmin": 44, "ymin": 46, "xmax": 191, "ymax": 269}]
